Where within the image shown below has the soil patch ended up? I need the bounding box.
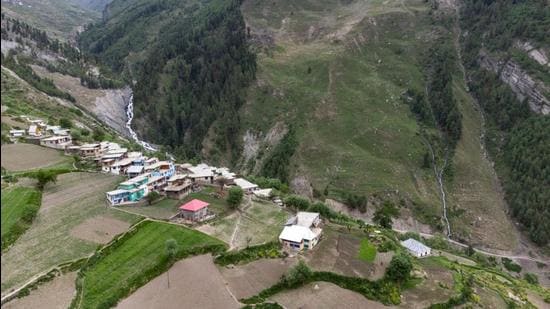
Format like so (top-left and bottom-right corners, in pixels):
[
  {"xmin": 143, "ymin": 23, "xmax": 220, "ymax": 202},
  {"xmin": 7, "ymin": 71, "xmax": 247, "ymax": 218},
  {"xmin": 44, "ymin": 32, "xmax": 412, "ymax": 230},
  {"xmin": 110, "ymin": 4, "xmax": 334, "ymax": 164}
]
[
  {"xmin": 398, "ymin": 259, "xmax": 455, "ymax": 308},
  {"xmin": 270, "ymin": 281, "xmax": 387, "ymax": 309},
  {"xmin": 117, "ymin": 254, "xmax": 240, "ymax": 309},
  {"xmin": 1, "ymin": 144, "xmax": 67, "ymax": 171},
  {"xmin": 3, "ymin": 272, "xmax": 76, "ymax": 309},
  {"xmin": 220, "ymin": 258, "xmax": 297, "ymax": 299},
  {"xmin": 70, "ymin": 215, "xmax": 130, "ymax": 244},
  {"xmin": 41, "ymin": 172, "xmax": 116, "ymax": 211},
  {"xmin": 305, "ymin": 228, "xmax": 391, "ymax": 280}
]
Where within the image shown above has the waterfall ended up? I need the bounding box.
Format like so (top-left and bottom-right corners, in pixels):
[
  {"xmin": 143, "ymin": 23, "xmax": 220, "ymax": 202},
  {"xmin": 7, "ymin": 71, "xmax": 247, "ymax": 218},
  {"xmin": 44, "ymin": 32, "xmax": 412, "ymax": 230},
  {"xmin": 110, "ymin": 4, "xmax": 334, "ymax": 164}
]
[{"xmin": 125, "ymin": 92, "xmax": 157, "ymax": 152}]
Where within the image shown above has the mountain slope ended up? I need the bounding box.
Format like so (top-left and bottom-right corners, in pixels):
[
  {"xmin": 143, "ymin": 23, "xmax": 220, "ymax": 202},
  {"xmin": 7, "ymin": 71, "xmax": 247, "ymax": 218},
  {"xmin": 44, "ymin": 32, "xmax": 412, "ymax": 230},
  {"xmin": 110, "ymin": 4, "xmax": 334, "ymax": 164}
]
[{"xmin": 79, "ymin": 0, "xmax": 256, "ymax": 160}]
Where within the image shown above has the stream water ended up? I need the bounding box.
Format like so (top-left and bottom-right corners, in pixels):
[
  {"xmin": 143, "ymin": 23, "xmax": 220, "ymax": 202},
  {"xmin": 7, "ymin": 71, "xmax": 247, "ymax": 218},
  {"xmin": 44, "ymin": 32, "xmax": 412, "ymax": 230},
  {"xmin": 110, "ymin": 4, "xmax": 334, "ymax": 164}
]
[{"xmin": 125, "ymin": 92, "xmax": 157, "ymax": 152}]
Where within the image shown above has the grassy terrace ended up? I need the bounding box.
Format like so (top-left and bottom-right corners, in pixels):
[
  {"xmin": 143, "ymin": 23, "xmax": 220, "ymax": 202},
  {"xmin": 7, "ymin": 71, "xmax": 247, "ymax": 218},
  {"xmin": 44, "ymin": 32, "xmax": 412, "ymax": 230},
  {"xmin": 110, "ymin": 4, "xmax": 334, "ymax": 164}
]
[
  {"xmin": 78, "ymin": 220, "xmax": 225, "ymax": 308},
  {"xmin": 1, "ymin": 173, "xmax": 139, "ymax": 294},
  {"xmin": 1, "ymin": 186, "xmax": 42, "ymax": 250},
  {"xmin": 358, "ymin": 239, "xmax": 377, "ymax": 262}
]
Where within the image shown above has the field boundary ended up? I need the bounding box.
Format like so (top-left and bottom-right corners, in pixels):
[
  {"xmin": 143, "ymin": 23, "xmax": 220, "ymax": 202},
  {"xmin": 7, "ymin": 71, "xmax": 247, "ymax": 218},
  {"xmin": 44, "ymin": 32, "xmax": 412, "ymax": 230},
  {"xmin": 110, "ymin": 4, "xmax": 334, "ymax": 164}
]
[{"xmin": 0, "ymin": 218, "xmax": 147, "ymax": 304}]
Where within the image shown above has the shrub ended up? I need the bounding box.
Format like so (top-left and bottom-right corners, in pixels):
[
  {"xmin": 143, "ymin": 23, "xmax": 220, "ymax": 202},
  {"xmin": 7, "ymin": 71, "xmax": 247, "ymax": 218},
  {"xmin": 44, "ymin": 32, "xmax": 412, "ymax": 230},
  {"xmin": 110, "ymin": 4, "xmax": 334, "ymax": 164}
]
[
  {"xmin": 385, "ymin": 253, "xmax": 413, "ymax": 283},
  {"xmin": 227, "ymin": 186, "xmax": 244, "ymax": 209},
  {"xmin": 523, "ymin": 273, "xmax": 538, "ymax": 285},
  {"xmin": 502, "ymin": 257, "xmax": 522, "ymax": 273},
  {"xmin": 283, "ymin": 195, "xmax": 310, "ymax": 211},
  {"xmin": 215, "ymin": 242, "xmax": 283, "ymax": 266},
  {"xmin": 378, "ymin": 240, "xmax": 398, "ymax": 252}
]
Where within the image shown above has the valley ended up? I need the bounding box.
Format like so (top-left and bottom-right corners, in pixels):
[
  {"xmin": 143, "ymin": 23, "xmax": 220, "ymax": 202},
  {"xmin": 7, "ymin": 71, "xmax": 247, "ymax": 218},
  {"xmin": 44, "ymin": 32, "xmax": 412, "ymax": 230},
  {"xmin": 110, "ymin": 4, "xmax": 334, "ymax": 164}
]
[{"xmin": 1, "ymin": 0, "xmax": 549, "ymax": 308}]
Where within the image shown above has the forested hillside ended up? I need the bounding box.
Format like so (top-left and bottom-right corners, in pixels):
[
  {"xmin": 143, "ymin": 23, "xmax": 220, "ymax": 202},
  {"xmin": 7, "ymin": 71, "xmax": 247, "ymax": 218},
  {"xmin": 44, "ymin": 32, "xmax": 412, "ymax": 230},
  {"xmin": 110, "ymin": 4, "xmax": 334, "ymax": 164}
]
[
  {"xmin": 79, "ymin": 0, "xmax": 256, "ymax": 160},
  {"xmin": 460, "ymin": 0, "xmax": 550, "ymax": 245}
]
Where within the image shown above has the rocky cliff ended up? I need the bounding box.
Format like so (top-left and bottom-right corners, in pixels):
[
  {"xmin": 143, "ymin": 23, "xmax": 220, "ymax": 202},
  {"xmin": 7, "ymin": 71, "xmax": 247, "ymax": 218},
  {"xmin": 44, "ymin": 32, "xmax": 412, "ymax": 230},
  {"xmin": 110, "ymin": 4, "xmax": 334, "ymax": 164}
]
[{"xmin": 479, "ymin": 50, "xmax": 550, "ymax": 115}]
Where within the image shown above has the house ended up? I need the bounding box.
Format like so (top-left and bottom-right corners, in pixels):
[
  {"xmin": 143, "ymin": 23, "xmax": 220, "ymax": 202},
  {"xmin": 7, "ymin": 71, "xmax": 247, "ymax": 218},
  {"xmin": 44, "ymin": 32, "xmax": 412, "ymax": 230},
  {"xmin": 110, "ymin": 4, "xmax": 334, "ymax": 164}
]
[
  {"xmin": 146, "ymin": 175, "xmax": 166, "ymax": 192},
  {"xmin": 65, "ymin": 145, "xmax": 81, "ymax": 156},
  {"xmin": 106, "ymin": 174, "xmax": 149, "ymax": 205},
  {"xmin": 279, "ymin": 212, "xmax": 322, "ymax": 251},
  {"xmin": 165, "ymin": 174, "xmax": 193, "ymax": 200},
  {"xmin": 234, "ymin": 178, "xmax": 259, "ymax": 193},
  {"xmin": 40, "ymin": 135, "xmax": 72, "ymax": 149},
  {"xmin": 110, "ymin": 157, "xmax": 135, "ymax": 175},
  {"xmin": 9, "ymin": 129, "xmax": 25, "ymax": 137},
  {"xmin": 178, "ymin": 199, "xmax": 210, "ymax": 222},
  {"xmin": 27, "ymin": 125, "xmax": 42, "ymax": 137},
  {"xmin": 215, "ymin": 167, "xmax": 236, "ymax": 180},
  {"xmin": 144, "ymin": 161, "xmax": 175, "ymax": 179},
  {"xmin": 401, "ymin": 239, "xmax": 431, "ymax": 257},
  {"xmin": 126, "ymin": 165, "xmax": 144, "ymax": 178},
  {"xmin": 186, "ymin": 164, "xmax": 215, "ymax": 184},
  {"xmin": 79, "ymin": 143, "xmax": 102, "ymax": 158}
]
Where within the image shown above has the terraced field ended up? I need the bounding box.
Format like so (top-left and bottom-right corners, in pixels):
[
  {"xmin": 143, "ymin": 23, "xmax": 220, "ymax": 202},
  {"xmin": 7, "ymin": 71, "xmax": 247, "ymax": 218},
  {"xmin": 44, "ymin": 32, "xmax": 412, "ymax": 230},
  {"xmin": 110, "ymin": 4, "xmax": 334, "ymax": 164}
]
[{"xmin": 0, "ymin": 173, "xmax": 139, "ymax": 296}]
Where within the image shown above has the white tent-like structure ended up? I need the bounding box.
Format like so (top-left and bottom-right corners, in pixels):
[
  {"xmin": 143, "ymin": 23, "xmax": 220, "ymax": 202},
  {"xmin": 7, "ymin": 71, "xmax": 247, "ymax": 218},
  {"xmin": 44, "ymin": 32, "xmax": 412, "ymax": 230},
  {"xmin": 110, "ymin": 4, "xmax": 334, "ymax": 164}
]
[{"xmin": 400, "ymin": 238, "xmax": 431, "ymax": 257}]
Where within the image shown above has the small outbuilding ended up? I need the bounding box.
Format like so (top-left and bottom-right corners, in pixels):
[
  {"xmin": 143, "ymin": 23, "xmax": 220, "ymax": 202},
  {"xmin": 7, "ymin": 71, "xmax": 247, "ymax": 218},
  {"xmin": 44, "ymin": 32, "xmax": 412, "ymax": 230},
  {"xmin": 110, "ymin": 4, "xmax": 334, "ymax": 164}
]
[
  {"xmin": 179, "ymin": 199, "xmax": 209, "ymax": 222},
  {"xmin": 401, "ymin": 238, "xmax": 431, "ymax": 257},
  {"xmin": 234, "ymin": 178, "xmax": 258, "ymax": 194}
]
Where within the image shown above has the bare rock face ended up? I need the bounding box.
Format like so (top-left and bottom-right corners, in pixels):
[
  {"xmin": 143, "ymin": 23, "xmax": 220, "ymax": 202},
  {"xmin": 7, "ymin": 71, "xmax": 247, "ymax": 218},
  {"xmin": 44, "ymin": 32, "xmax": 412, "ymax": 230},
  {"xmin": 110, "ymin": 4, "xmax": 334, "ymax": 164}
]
[
  {"xmin": 93, "ymin": 87, "xmax": 132, "ymax": 137},
  {"xmin": 479, "ymin": 51, "xmax": 550, "ymax": 115}
]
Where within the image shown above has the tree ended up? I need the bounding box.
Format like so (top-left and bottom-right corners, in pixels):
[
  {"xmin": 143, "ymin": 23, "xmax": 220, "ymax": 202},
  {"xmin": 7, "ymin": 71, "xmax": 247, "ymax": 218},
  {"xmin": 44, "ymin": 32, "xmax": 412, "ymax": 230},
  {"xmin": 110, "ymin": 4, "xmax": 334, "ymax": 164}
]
[
  {"xmin": 92, "ymin": 127, "xmax": 105, "ymax": 141},
  {"xmin": 285, "ymin": 260, "xmax": 312, "ymax": 287},
  {"xmin": 165, "ymin": 239, "xmax": 178, "ymax": 288},
  {"xmin": 146, "ymin": 191, "xmax": 161, "ymax": 205},
  {"xmin": 385, "ymin": 253, "xmax": 413, "ymax": 283},
  {"xmin": 35, "ymin": 169, "xmax": 57, "ymax": 190},
  {"xmin": 465, "ymin": 245, "xmax": 475, "ymax": 256},
  {"xmin": 58, "ymin": 118, "xmax": 73, "ymax": 128},
  {"xmin": 373, "ymin": 201, "xmax": 399, "ymax": 229},
  {"xmin": 523, "ymin": 273, "xmax": 538, "ymax": 285},
  {"xmin": 283, "ymin": 195, "xmax": 310, "ymax": 211},
  {"xmin": 227, "ymin": 187, "xmax": 244, "ymax": 209}
]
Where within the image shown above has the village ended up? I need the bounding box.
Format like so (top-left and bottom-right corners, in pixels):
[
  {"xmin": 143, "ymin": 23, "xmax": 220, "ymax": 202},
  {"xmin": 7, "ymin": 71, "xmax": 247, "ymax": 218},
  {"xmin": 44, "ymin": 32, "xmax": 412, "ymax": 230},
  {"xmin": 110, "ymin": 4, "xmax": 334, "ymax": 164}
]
[
  {"xmin": 3, "ymin": 115, "xmax": 547, "ymax": 309},
  {"xmin": 5, "ymin": 115, "xmax": 437, "ymax": 256}
]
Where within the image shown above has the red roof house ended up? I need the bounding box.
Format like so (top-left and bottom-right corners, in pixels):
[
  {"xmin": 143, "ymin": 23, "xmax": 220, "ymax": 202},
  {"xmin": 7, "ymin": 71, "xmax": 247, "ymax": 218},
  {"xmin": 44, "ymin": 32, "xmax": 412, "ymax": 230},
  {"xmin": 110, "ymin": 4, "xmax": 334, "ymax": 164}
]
[{"xmin": 179, "ymin": 199, "xmax": 209, "ymax": 221}]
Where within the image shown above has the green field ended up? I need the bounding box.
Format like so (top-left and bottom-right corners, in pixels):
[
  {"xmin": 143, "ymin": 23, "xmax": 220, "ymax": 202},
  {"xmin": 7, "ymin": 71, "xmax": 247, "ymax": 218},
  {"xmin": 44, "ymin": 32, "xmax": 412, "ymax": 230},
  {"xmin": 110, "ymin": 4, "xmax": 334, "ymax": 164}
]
[
  {"xmin": 199, "ymin": 200, "xmax": 289, "ymax": 249},
  {"xmin": 1, "ymin": 186, "xmax": 42, "ymax": 250},
  {"xmin": 358, "ymin": 239, "xmax": 377, "ymax": 262},
  {"xmin": 240, "ymin": 0, "xmax": 441, "ymax": 209},
  {"xmin": 78, "ymin": 220, "xmax": 225, "ymax": 308},
  {"xmin": 1, "ymin": 173, "xmax": 139, "ymax": 294}
]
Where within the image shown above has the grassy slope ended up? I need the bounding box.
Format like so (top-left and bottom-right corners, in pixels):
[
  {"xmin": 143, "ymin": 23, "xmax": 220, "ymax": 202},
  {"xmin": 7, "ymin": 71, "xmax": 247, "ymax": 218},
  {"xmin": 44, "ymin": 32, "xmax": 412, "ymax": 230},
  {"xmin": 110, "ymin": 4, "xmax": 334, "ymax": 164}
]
[
  {"xmin": 449, "ymin": 77, "xmax": 518, "ymax": 251},
  {"xmin": 1, "ymin": 0, "xmax": 99, "ymax": 40},
  {"xmin": 241, "ymin": 0, "xmax": 440, "ymax": 208},
  {"xmin": 79, "ymin": 221, "xmax": 224, "ymax": 308},
  {"xmin": 0, "ymin": 186, "xmax": 42, "ymax": 250},
  {"xmin": 0, "ymin": 173, "xmax": 139, "ymax": 294}
]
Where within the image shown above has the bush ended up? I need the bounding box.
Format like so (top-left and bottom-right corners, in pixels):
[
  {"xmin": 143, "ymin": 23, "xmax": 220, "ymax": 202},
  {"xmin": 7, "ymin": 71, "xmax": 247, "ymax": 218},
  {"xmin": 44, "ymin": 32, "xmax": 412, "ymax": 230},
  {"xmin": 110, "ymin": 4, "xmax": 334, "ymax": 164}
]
[
  {"xmin": 523, "ymin": 273, "xmax": 538, "ymax": 285},
  {"xmin": 385, "ymin": 253, "xmax": 413, "ymax": 283},
  {"xmin": 284, "ymin": 195, "xmax": 310, "ymax": 211},
  {"xmin": 59, "ymin": 118, "xmax": 73, "ymax": 128},
  {"xmin": 215, "ymin": 242, "xmax": 283, "ymax": 266},
  {"xmin": 502, "ymin": 257, "xmax": 522, "ymax": 273},
  {"xmin": 373, "ymin": 201, "xmax": 399, "ymax": 229},
  {"xmin": 227, "ymin": 186, "xmax": 244, "ymax": 209},
  {"xmin": 378, "ymin": 240, "xmax": 398, "ymax": 253}
]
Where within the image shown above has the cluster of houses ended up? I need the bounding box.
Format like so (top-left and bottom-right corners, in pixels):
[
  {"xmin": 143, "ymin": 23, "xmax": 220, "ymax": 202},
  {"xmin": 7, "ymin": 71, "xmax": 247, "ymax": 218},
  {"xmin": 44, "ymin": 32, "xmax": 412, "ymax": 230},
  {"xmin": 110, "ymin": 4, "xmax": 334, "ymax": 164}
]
[
  {"xmin": 9, "ymin": 117, "xmax": 72, "ymax": 150},
  {"xmin": 104, "ymin": 159, "xmax": 265, "ymax": 209}
]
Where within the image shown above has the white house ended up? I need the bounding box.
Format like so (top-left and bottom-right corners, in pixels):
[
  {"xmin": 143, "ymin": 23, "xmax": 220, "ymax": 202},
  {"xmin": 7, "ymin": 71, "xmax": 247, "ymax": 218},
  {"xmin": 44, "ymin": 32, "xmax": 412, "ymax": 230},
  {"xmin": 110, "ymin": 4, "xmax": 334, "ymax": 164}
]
[
  {"xmin": 40, "ymin": 135, "xmax": 72, "ymax": 149},
  {"xmin": 279, "ymin": 211, "xmax": 322, "ymax": 251},
  {"xmin": 27, "ymin": 125, "xmax": 42, "ymax": 137},
  {"xmin": 401, "ymin": 238, "xmax": 431, "ymax": 257},
  {"xmin": 234, "ymin": 178, "xmax": 258, "ymax": 193},
  {"xmin": 9, "ymin": 129, "xmax": 25, "ymax": 137}
]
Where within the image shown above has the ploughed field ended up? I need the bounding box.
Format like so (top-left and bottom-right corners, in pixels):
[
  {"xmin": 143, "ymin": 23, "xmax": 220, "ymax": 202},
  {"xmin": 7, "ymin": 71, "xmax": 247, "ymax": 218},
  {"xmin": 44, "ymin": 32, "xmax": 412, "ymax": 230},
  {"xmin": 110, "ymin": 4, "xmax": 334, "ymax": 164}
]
[
  {"xmin": 1, "ymin": 143, "xmax": 71, "ymax": 172},
  {"xmin": 1, "ymin": 172, "xmax": 138, "ymax": 295},
  {"xmin": 77, "ymin": 220, "xmax": 225, "ymax": 308}
]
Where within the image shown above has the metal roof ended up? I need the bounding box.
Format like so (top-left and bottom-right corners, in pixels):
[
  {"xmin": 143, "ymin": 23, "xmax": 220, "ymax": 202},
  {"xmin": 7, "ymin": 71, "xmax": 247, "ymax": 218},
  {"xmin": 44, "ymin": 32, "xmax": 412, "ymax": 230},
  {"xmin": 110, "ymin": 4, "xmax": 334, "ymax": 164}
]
[{"xmin": 401, "ymin": 238, "xmax": 431, "ymax": 254}]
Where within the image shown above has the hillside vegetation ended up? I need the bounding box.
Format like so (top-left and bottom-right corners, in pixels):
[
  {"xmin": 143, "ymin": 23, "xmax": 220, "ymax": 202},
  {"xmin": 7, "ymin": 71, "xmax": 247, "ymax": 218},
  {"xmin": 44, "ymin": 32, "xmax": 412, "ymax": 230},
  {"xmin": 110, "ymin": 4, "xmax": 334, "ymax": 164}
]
[
  {"xmin": 460, "ymin": 0, "xmax": 550, "ymax": 246},
  {"xmin": 79, "ymin": 0, "xmax": 256, "ymax": 160}
]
